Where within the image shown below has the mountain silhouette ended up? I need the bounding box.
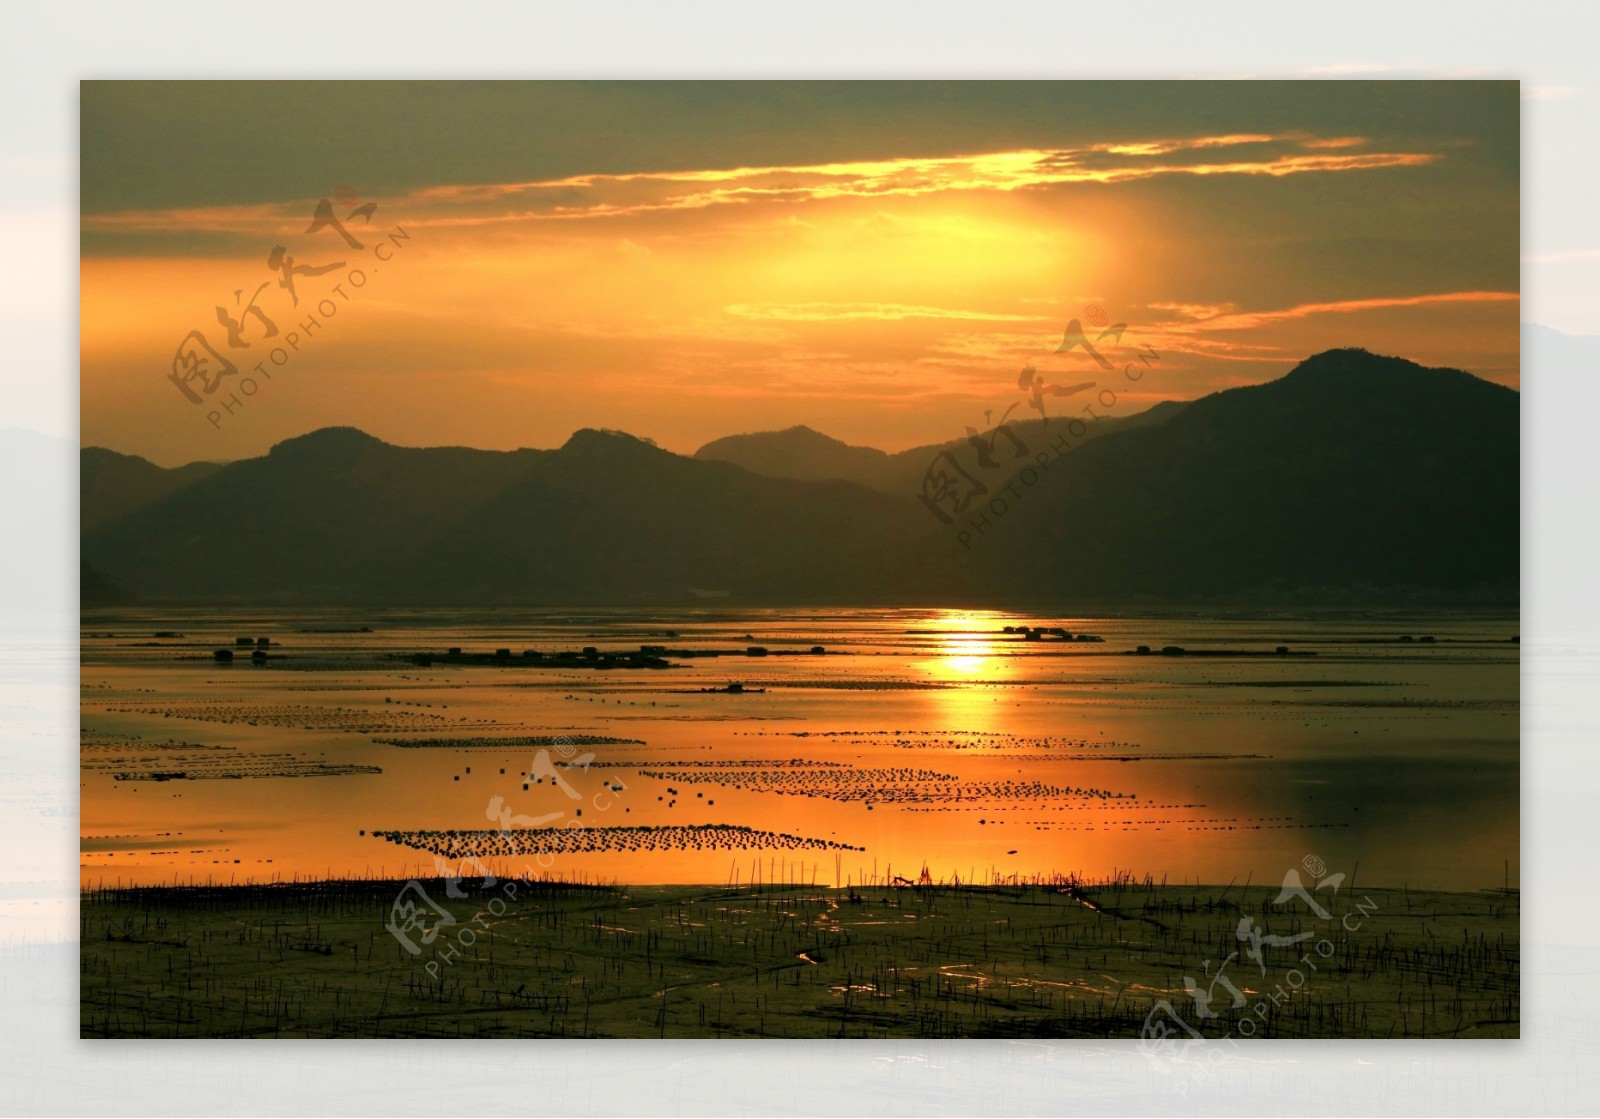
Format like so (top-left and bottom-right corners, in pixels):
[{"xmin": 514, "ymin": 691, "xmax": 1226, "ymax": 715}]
[
  {"xmin": 954, "ymin": 347, "xmax": 1518, "ymax": 604},
  {"xmin": 80, "ymin": 348, "xmax": 1518, "ymax": 607},
  {"xmin": 81, "ymin": 425, "xmax": 940, "ymax": 606},
  {"xmin": 695, "ymin": 426, "xmax": 897, "ymax": 490},
  {"xmin": 694, "ymin": 403, "xmax": 1189, "ymax": 495},
  {"xmin": 81, "ymin": 446, "xmax": 224, "ymax": 533}
]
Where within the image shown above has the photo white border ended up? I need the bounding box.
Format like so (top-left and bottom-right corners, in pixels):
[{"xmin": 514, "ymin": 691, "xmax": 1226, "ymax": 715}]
[{"xmin": 7, "ymin": 2, "xmax": 1595, "ymax": 1113}]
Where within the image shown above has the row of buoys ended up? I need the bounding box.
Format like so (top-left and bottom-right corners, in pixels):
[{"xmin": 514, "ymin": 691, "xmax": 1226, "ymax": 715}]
[
  {"xmin": 371, "ymin": 824, "xmax": 865, "ymax": 858},
  {"xmin": 98, "ymin": 701, "xmax": 484, "ymax": 734},
  {"xmin": 573, "ymin": 758, "xmax": 845, "ymax": 769},
  {"xmin": 83, "ymin": 735, "xmax": 383, "ymax": 782},
  {"xmin": 111, "ymin": 758, "xmax": 382, "ymax": 781},
  {"xmin": 638, "ymin": 766, "xmax": 956, "ymax": 803},
  {"xmin": 743, "ymin": 730, "xmax": 1142, "ymax": 751},
  {"xmin": 636, "ymin": 766, "xmax": 1135, "ymax": 804},
  {"xmin": 375, "ymin": 734, "xmax": 643, "ymax": 749}
]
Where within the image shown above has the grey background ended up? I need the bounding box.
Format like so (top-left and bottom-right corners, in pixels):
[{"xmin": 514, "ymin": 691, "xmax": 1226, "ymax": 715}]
[{"xmin": 4, "ymin": 1, "xmax": 1596, "ymax": 1114}]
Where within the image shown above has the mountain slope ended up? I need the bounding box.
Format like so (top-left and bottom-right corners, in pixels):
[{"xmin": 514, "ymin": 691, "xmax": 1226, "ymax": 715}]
[
  {"xmin": 81, "ymin": 426, "xmax": 943, "ymax": 605},
  {"xmin": 694, "ymin": 403, "xmax": 1189, "ymax": 496},
  {"xmin": 80, "ymin": 349, "xmax": 1519, "ymax": 608},
  {"xmin": 81, "ymin": 447, "xmax": 224, "ymax": 533},
  {"xmin": 694, "ymin": 426, "xmax": 895, "ymax": 489},
  {"xmin": 957, "ymin": 348, "xmax": 1518, "ymax": 603}
]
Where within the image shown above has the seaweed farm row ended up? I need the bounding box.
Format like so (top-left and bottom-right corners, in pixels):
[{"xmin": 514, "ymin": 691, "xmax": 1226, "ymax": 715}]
[
  {"xmin": 372, "ymin": 824, "xmax": 868, "ymax": 859},
  {"xmin": 634, "ymin": 767, "xmax": 1136, "ymax": 804}
]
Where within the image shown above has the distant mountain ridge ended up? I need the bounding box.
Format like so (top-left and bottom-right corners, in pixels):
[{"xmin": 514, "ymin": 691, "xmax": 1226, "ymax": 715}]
[
  {"xmin": 82, "ymin": 425, "xmax": 942, "ymax": 606},
  {"xmin": 695, "ymin": 426, "xmax": 896, "ymax": 490},
  {"xmin": 693, "ymin": 403, "xmax": 1189, "ymax": 495},
  {"xmin": 79, "ymin": 348, "xmax": 1519, "ymax": 607},
  {"xmin": 81, "ymin": 446, "xmax": 224, "ymax": 534}
]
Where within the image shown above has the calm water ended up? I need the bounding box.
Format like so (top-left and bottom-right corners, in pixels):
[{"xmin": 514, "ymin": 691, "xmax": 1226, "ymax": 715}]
[{"xmin": 79, "ymin": 608, "xmax": 1519, "ymax": 892}]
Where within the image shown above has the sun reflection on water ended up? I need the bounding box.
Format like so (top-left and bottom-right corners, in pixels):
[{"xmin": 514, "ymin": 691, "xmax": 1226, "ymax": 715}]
[{"xmin": 918, "ymin": 609, "xmax": 1009, "ymax": 682}]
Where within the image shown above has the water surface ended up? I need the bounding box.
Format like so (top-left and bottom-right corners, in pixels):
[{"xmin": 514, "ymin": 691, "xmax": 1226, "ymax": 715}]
[{"xmin": 79, "ymin": 608, "xmax": 1519, "ymax": 892}]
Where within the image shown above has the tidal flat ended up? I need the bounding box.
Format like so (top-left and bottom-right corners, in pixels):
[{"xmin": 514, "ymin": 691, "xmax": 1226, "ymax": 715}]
[
  {"xmin": 81, "ymin": 877, "xmax": 1517, "ymax": 1039},
  {"xmin": 80, "ymin": 606, "xmax": 1520, "ymax": 1039}
]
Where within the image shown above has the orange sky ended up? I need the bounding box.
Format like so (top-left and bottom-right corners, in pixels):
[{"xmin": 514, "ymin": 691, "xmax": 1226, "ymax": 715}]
[{"xmin": 80, "ymin": 82, "xmax": 1519, "ymax": 466}]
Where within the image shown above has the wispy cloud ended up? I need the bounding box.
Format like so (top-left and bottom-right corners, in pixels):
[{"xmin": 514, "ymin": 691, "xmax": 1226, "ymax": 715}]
[
  {"xmin": 1092, "ymin": 133, "xmax": 1277, "ymax": 156},
  {"xmin": 80, "ymin": 132, "xmax": 1441, "ymax": 239},
  {"xmin": 1147, "ymin": 301, "xmax": 1238, "ymax": 320},
  {"xmin": 362, "ymin": 139, "xmax": 1442, "ymax": 225},
  {"xmin": 724, "ymin": 303, "xmax": 1043, "ymax": 323},
  {"xmin": 1156, "ymin": 290, "xmax": 1519, "ymax": 333}
]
